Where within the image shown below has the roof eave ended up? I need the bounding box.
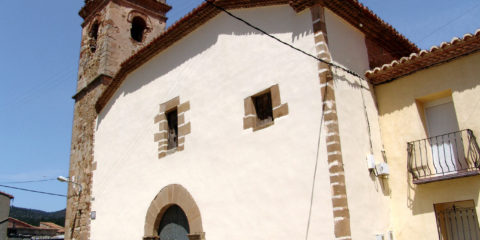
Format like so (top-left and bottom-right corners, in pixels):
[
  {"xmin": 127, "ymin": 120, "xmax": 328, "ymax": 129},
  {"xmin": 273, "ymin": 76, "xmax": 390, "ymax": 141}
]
[{"xmin": 366, "ymin": 29, "xmax": 480, "ymax": 85}]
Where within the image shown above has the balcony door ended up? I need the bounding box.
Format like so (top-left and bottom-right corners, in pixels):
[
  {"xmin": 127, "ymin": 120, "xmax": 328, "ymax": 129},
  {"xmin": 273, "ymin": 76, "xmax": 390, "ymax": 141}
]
[{"xmin": 425, "ymin": 97, "xmax": 464, "ymax": 174}]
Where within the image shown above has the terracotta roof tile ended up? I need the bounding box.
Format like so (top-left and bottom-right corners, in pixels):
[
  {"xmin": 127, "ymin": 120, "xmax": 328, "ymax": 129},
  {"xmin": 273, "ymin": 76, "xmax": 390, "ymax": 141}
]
[
  {"xmin": 40, "ymin": 222, "xmax": 64, "ymax": 230},
  {"xmin": 8, "ymin": 217, "xmax": 36, "ymax": 229},
  {"xmin": 366, "ymin": 29, "xmax": 480, "ymax": 84}
]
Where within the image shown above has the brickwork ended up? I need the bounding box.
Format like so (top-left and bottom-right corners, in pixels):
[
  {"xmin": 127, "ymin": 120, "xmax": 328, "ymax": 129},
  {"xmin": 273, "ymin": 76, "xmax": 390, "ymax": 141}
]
[
  {"xmin": 310, "ymin": 5, "xmax": 352, "ymax": 240},
  {"xmin": 365, "ymin": 37, "xmax": 396, "ymax": 70},
  {"xmin": 76, "ymin": 0, "xmax": 168, "ymax": 93},
  {"xmin": 66, "ymin": 1, "xmax": 170, "ymax": 239},
  {"xmin": 65, "ymin": 76, "xmax": 109, "ymax": 240},
  {"xmin": 154, "ymin": 97, "xmax": 191, "ymax": 158}
]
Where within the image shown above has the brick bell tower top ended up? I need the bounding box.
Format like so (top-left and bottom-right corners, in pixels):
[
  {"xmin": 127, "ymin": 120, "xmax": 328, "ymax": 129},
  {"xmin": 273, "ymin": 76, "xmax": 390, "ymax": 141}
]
[{"xmin": 76, "ymin": 0, "xmax": 171, "ymax": 94}]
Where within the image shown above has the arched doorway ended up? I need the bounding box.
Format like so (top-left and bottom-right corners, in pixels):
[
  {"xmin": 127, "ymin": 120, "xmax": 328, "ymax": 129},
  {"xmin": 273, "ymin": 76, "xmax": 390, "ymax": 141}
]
[
  {"xmin": 144, "ymin": 184, "xmax": 205, "ymax": 240},
  {"xmin": 158, "ymin": 205, "xmax": 189, "ymax": 240}
]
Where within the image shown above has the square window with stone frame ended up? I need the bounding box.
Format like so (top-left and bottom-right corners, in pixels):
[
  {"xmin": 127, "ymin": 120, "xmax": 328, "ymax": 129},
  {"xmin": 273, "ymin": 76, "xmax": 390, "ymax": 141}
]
[
  {"xmin": 252, "ymin": 91, "xmax": 274, "ymax": 127},
  {"xmin": 243, "ymin": 84, "xmax": 289, "ymax": 131}
]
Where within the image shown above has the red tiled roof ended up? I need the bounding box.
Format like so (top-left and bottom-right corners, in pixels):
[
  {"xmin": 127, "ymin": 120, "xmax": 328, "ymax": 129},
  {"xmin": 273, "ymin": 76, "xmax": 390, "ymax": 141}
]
[
  {"xmin": 40, "ymin": 222, "xmax": 65, "ymax": 233},
  {"xmin": 95, "ymin": 0, "xmax": 418, "ymax": 112},
  {"xmin": 39, "ymin": 222, "xmax": 64, "ymax": 230},
  {"xmin": 8, "ymin": 217, "xmax": 36, "ymax": 229},
  {"xmin": 366, "ymin": 29, "xmax": 480, "ymax": 84},
  {"xmin": 8, "ymin": 218, "xmax": 64, "ymax": 233},
  {"xmin": 0, "ymin": 191, "xmax": 14, "ymax": 199}
]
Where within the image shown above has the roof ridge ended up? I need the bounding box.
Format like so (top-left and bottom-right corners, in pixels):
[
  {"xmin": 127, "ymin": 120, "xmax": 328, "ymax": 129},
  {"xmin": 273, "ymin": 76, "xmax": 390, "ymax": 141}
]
[{"xmin": 8, "ymin": 217, "xmax": 37, "ymax": 228}]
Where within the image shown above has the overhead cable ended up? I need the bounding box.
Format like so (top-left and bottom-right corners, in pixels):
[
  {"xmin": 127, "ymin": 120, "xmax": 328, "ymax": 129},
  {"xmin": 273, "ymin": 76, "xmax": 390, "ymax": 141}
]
[
  {"xmin": 0, "ymin": 184, "xmax": 66, "ymax": 197},
  {"xmin": 0, "ymin": 178, "xmax": 56, "ymax": 184}
]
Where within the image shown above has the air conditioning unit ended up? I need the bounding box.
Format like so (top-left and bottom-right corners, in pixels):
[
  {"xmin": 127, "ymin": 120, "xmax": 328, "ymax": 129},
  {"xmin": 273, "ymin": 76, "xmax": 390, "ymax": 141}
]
[
  {"xmin": 366, "ymin": 154, "xmax": 376, "ymax": 170},
  {"xmin": 376, "ymin": 162, "xmax": 390, "ymax": 176}
]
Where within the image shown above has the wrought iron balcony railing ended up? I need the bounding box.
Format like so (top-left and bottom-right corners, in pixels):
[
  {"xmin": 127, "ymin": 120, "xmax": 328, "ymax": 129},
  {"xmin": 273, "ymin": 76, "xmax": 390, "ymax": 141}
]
[{"xmin": 407, "ymin": 129, "xmax": 480, "ymax": 184}]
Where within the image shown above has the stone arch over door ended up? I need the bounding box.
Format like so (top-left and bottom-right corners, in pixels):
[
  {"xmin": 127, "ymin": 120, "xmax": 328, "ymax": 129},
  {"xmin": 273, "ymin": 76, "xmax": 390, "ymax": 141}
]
[{"xmin": 144, "ymin": 184, "xmax": 205, "ymax": 240}]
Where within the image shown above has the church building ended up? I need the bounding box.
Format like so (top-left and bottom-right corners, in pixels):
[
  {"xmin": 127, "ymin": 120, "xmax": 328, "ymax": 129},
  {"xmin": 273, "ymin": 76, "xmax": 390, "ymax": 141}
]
[{"xmin": 65, "ymin": 0, "xmax": 480, "ymax": 239}]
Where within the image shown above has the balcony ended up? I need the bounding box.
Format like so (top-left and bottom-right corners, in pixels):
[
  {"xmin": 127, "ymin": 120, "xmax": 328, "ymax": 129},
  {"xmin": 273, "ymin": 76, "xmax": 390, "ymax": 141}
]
[{"xmin": 407, "ymin": 129, "xmax": 480, "ymax": 184}]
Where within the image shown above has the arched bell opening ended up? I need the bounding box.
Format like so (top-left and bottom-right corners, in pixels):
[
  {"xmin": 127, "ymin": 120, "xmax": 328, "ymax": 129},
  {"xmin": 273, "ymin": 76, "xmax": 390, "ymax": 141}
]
[{"xmin": 131, "ymin": 16, "xmax": 147, "ymax": 42}]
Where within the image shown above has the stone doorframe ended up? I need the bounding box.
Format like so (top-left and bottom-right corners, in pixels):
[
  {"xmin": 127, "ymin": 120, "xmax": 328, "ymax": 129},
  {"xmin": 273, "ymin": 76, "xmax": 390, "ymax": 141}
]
[{"xmin": 143, "ymin": 184, "xmax": 205, "ymax": 240}]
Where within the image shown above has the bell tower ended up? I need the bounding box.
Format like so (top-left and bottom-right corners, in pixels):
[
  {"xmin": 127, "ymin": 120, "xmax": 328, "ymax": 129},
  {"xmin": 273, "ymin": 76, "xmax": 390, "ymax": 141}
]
[
  {"xmin": 77, "ymin": 0, "xmax": 171, "ymax": 91},
  {"xmin": 65, "ymin": 1, "xmax": 171, "ymax": 240}
]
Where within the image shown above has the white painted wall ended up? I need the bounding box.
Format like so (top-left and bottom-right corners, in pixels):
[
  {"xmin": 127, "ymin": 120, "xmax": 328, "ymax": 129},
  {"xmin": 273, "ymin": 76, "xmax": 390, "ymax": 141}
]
[
  {"xmin": 325, "ymin": 9, "xmax": 392, "ymax": 239},
  {"xmin": 92, "ymin": 5, "xmax": 337, "ymax": 240}
]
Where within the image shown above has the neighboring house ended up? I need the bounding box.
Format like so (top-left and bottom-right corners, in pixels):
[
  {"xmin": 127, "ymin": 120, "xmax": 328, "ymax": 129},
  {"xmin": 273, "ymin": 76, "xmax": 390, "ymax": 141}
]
[
  {"xmin": 367, "ymin": 29, "xmax": 480, "ymax": 240},
  {"xmin": 7, "ymin": 217, "xmax": 63, "ymax": 239},
  {"xmin": 39, "ymin": 222, "xmax": 65, "ymax": 236},
  {"xmin": 0, "ymin": 191, "xmax": 13, "ymax": 240},
  {"xmin": 65, "ymin": 0, "xmax": 480, "ymax": 240}
]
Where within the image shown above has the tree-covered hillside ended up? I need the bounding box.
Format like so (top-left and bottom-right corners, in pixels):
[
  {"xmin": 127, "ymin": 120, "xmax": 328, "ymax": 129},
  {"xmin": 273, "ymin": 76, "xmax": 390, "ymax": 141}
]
[{"xmin": 9, "ymin": 206, "xmax": 65, "ymax": 227}]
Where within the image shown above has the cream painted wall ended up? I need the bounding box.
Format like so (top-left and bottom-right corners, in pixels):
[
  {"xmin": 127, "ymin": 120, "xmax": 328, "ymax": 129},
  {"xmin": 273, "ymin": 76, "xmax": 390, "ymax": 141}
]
[
  {"xmin": 376, "ymin": 52, "xmax": 480, "ymax": 240},
  {"xmin": 325, "ymin": 9, "xmax": 392, "ymax": 239},
  {"xmin": 92, "ymin": 5, "xmax": 337, "ymax": 240}
]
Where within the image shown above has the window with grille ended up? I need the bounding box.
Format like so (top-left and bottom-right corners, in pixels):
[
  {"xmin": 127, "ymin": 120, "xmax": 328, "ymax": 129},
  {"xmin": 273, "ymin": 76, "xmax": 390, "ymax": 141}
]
[{"xmin": 166, "ymin": 108, "xmax": 178, "ymax": 150}]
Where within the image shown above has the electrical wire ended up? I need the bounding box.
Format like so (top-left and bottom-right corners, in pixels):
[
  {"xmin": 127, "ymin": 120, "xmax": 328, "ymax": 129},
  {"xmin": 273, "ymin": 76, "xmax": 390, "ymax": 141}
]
[
  {"xmin": 0, "ymin": 178, "xmax": 56, "ymax": 184},
  {"xmin": 417, "ymin": 2, "xmax": 480, "ymax": 45},
  {"xmin": 203, "ymin": 0, "xmax": 365, "ymax": 80},
  {"xmin": 304, "ymin": 71, "xmax": 329, "ymax": 240},
  {"xmin": 200, "ymin": 3, "xmax": 376, "ymax": 239},
  {"xmin": 0, "ymin": 184, "xmax": 66, "ymax": 197},
  {"xmin": 355, "ymin": 68, "xmax": 374, "ymax": 154}
]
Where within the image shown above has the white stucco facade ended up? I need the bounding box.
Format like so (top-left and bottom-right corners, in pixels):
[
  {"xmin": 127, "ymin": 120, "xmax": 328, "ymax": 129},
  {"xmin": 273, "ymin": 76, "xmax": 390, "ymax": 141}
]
[
  {"xmin": 91, "ymin": 5, "xmax": 391, "ymax": 240},
  {"xmin": 92, "ymin": 5, "xmax": 337, "ymax": 240}
]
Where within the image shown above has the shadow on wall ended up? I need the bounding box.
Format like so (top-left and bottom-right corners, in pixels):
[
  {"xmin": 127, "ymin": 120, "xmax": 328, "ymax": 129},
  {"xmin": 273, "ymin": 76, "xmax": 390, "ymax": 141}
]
[
  {"xmin": 368, "ymin": 171, "xmax": 391, "ymax": 196},
  {"xmin": 332, "ymin": 68, "xmax": 391, "ymax": 197},
  {"xmin": 97, "ymin": 6, "xmax": 312, "ymax": 128},
  {"xmin": 407, "ymin": 175, "xmax": 480, "ymax": 215},
  {"xmin": 331, "ymin": 67, "xmax": 367, "ymax": 91}
]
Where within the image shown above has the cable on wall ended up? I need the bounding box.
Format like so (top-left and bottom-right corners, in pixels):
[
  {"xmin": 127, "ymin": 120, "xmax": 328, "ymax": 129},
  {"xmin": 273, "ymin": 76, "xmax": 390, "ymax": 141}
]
[
  {"xmin": 304, "ymin": 69, "xmax": 329, "ymax": 240},
  {"xmin": 203, "ymin": 0, "xmax": 365, "ymax": 80},
  {"xmin": 200, "ymin": 2, "xmax": 366, "ymax": 239},
  {"xmin": 202, "ymin": 1, "xmax": 376, "ymax": 152}
]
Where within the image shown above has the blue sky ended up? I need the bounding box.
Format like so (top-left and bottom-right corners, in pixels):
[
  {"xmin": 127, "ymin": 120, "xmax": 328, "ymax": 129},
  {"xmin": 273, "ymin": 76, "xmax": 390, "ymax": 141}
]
[{"xmin": 0, "ymin": 0, "xmax": 479, "ymax": 212}]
